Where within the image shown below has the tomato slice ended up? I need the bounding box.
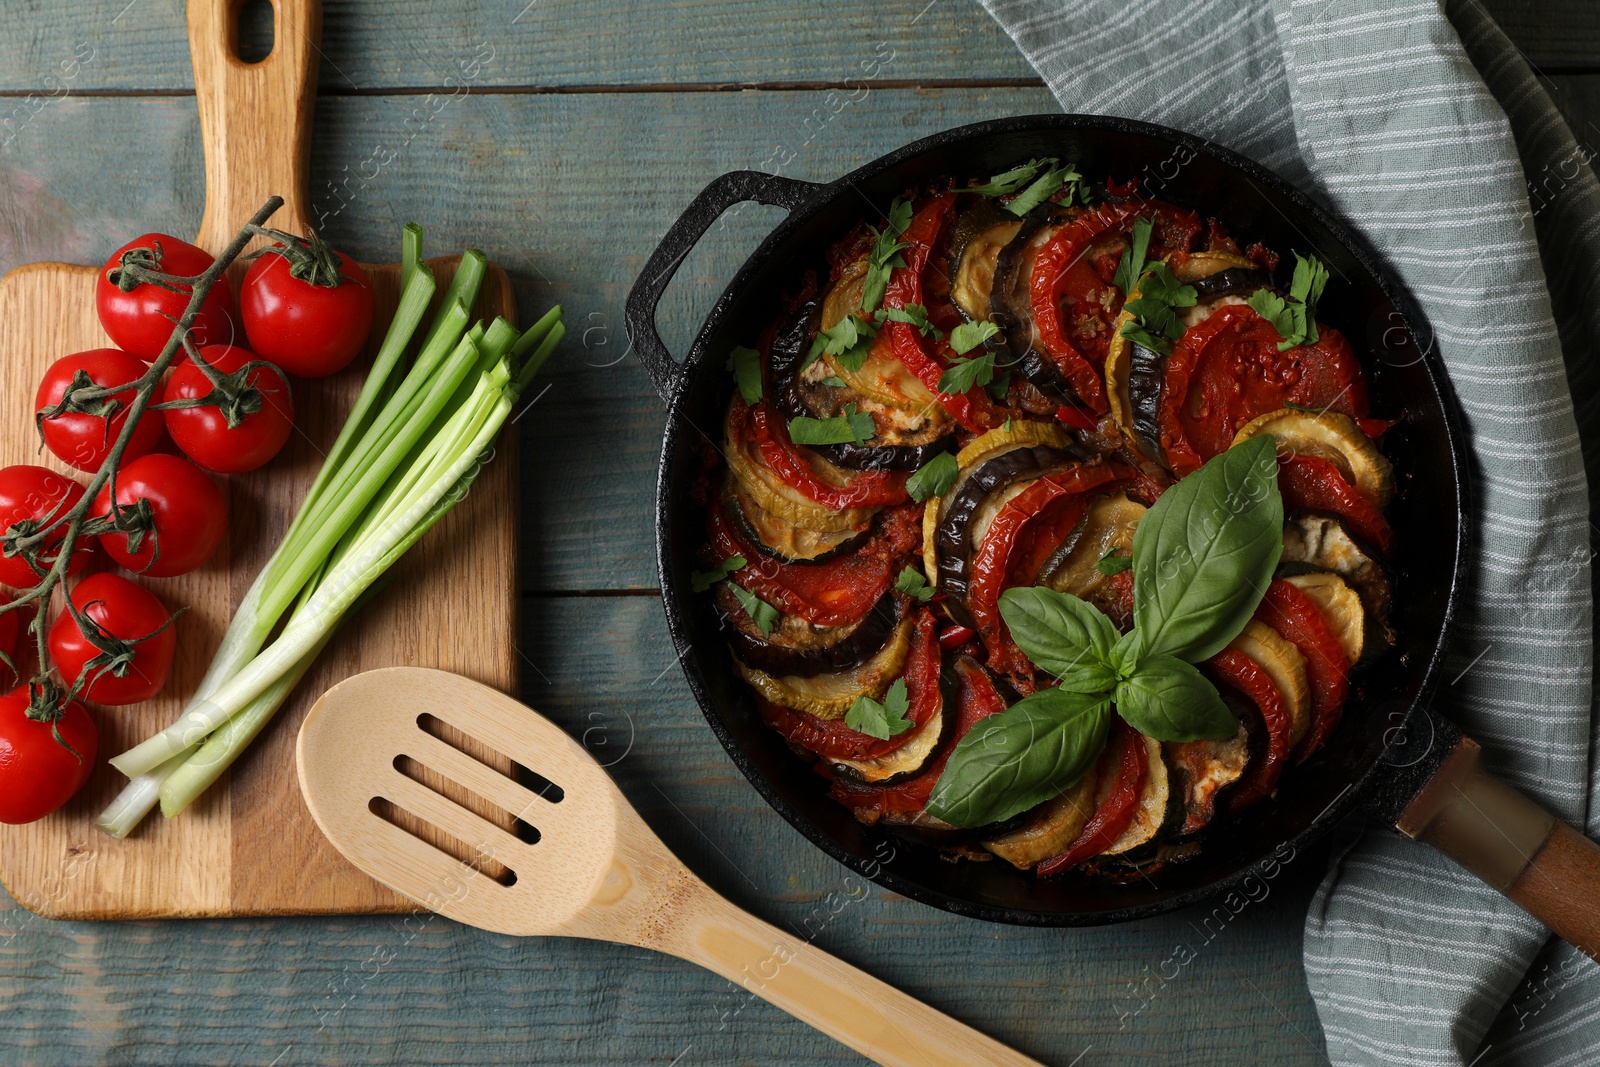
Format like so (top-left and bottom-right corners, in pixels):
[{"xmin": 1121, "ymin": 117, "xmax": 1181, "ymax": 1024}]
[
  {"xmin": 742, "ymin": 397, "xmax": 909, "ymax": 508},
  {"xmin": 966, "ymin": 464, "xmax": 1127, "ymax": 669},
  {"xmin": 1038, "ymin": 719, "xmax": 1146, "ymax": 875},
  {"xmin": 1254, "ymin": 579, "xmax": 1349, "ymax": 761},
  {"xmin": 1277, "ymin": 454, "xmax": 1393, "ymax": 556},
  {"xmin": 758, "ymin": 610, "xmax": 939, "ymax": 761},
  {"xmin": 1029, "ymin": 201, "xmax": 1142, "ymax": 413},
  {"xmin": 706, "ymin": 495, "xmax": 889, "ymax": 627},
  {"xmin": 830, "ymin": 656, "xmax": 1004, "ymax": 815},
  {"xmin": 1160, "ymin": 305, "xmax": 1369, "ymax": 476},
  {"xmin": 1207, "ymin": 647, "xmax": 1291, "ymax": 814},
  {"xmin": 880, "ymin": 194, "xmax": 1004, "ymax": 434}
]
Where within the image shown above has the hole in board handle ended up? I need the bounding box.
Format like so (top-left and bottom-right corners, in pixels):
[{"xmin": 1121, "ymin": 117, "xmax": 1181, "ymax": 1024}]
[{"xmin": 236, "ymin": 0, "xmax": 275, "ymax": 64}]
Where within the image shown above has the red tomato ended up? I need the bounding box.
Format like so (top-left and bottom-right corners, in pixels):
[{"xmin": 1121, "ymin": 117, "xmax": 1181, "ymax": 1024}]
[
  {"xmin": 240, "ymin": 242, "xmax": 374, "ymax": 378},
  {"xmin": 1206, "ymin": 647, "xmax": 1291, "ymax": 814},
  {"xmin": 49, "ymin": 573, "xmax": 177, "ymax": 705},
  {"xmin": 34, "ymin": 348, "xmax": 166, "ymax": 472},
  {"xmin": 162, "ymin": 343, "xmax": 295, "ymax": 473},
  {"xmin": 94, "ymin": 453, "xmax": 227, "ymax": 577},
  {"xmin": 0, "ymin": 685, "xmax": 97, "ymax": 824},
  {"xmin": 1039, "ymin": 719, "xmax": 1147, "ymax": 875},
  {"xmin": 0, "ymin": 465, "xmax": 93, "ymax": 589},
  {"xmin": 741, "ymin": 397, "xmax": 908, "ymax": 508},
  {"xmin": 1160, "ymin": 305, "xmax": 1368, "ymax": 476},
  {"xmin": 1254, "ymin": 578, "xmax": 1349, "ymax": 761},
  {"xmin": 97, "ymin": 233, "xmax": 239, "ymax": 360}
]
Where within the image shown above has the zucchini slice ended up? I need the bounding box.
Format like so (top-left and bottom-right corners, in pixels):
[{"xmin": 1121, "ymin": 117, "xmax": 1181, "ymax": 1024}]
[
  {"xmin": 820, "ymin": 255, "xmax": 868, "ymax": 331},
  {"xmin": 829, "ymin": 701, "xmax": 945, "ymax": 785},
  {"xmin": 1101, "ymin": 735, "xmax": 1177, "ymax": 856},
  {"xmin": 726, "ymin": 479, "xmax": 868, "ymax": 564},
  {"xmin": 1228, "ymin": 619, "xmax": 1312, "ymax": 750},
  {"xmin": 1285, "ymin": 571, "xmax": 1365, "ymax": 665},
  {"xmin": 1281, "ymin": 514, "xmax": 1394, "ymax": 649},
  {"xmin": 1233, "ymin": 408, "xmax": 1394, "ymax": 507},
  {"xmin": 981, "ymin": 767, "xmax": 1101, "ymax": 869},
  {"xmin": 723, "ymin": 399, "xmax": 877, "ymax": 534},
  {"xmin": 732, "ymin": 608, "xmax": 916, "ymax": 720}
]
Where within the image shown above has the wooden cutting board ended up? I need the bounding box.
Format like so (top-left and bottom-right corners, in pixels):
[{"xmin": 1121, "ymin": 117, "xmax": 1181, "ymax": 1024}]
[{"xmin": 0, "ymin": 0, "xmax": 517, "ymax": 918}]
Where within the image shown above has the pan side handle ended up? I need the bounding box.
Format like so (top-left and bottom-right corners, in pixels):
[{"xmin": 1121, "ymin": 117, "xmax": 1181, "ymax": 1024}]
[{"xmin": 1398, "ymin": 736, "xmax": 1600, "ymax": 962}]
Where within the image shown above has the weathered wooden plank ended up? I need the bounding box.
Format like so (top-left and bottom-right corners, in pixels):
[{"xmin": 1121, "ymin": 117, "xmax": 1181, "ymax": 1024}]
[
  {"xmin": 0, "ymin": 85, "xmax": 1060, "ymax": 591},
  {"xmin": 0, "ymin": 0, "xmax": 1036, "ymax": 93},
  {"xmin": 0, "ymin": 595, "xmax": 1332, "ymax": 1066},
  {"xmin": 0, "ymin": 0, "xmax": 1594, "ymax": 96}
]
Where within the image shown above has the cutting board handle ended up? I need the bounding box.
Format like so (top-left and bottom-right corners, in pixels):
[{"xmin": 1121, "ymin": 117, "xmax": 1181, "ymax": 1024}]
[{"xmin": 188, "ymin": 0, "xmax": 321, "ymax": 252}]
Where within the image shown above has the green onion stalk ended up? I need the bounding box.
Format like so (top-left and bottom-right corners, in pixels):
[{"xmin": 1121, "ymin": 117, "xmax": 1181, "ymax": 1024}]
[{"xmin": 95, "ymin": 227, "xmax": 564, "ymax": 837}]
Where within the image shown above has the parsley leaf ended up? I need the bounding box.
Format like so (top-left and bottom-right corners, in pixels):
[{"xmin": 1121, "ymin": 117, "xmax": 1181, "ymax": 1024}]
[
  {"xmin": 859, "ymin": 198, "xmax": 913, "ymax": 314},
  {"xmin": 894, "ymin": 565, "xmax": 935, "ymax": 602},
  {"xmin": 938, "ymin": 349, "xmax": 995, "ymax": 395},
  {"xmin": 986, "ymin": 368, "xmax": 1012, "ymax": 403},
  {"xmin": 1112, "ymin": 216, "xmax": 1154, "ymax": 298},
  {"xmin": 969, "ymin": 158, "xmax": 1049, "ymax": 197},
  {"xmin": 1005, "ymin": 160, "xmax": 1082, "ymax": 217},
  {"xmin": 1002, "ymin": 416, "xmax": 1014, "ymax": 433},
  {"xmin": 845, "ymin": 678, "xmax": 914, "ymax": 740},
  {"xmin": 691, "ymin": 554, "xmax": 747, "ymax": 593},
  {"xmin": 949, "ymin": 319, "xmax": 1000, "ymax": 356},
  {"xmin": 820, "ymin": 375, "xmax": 848, "ymax": 389},
  {"xmin": 788, "ymin": 403, "xmax": 875, "ymax": 446},
  {"xmin": 906, "ymin": 451, "xmax": 958, "ymax": 502},
  {"xmin": 725, "ymin": 346, "xmax": 762, "ymax": 404},
  {"xmin": 1248, "ymin": 252, "xmax": 1331, "ymax": 351},
  {"xmin": 1095, "ymin": 550, "xmax": 1132, "ymax": 576},
  {"xmin": 879, "ymin": 303, "xmax": 942, "ymax": 340},
  {"xmin": 807, "ymin": 313, "xmax": 879, "ymax": 371},
  {"xmin": 727, "ymin": 581, "xmax": 780, "ymax": 637},
  {"xmin": 1118, "ymin": 261, "xmax": 1197, "ymax": 356}
]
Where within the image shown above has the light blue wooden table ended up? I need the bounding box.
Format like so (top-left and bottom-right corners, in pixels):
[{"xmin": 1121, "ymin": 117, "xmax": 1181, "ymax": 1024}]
[{"xmin": 0, "ymin": 2, "xmax": 1595, "ymax": 1063}]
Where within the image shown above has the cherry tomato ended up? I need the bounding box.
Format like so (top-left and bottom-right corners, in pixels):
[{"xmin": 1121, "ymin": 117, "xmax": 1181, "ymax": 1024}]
[
  {"xmin": 97, "ymin": 233, "xmax": 239, "ymax": 361},
  {"xmin": 49, "ymin": 573, "xmax": 177, "ymax": 706},
  {"xmin": 34, "ymin": 348, "xmax": 165, "ymax": 473},
  {"xmin": 0, "ymin": 465, "xmax": 93, "ymax": 589},
  {"xmin": 162, "ymin": 343, "xmax": 295, "ymax": 473},
  {"xmin": 241, "ymin": 241, "xmax": 374, "ymax": 378},
  {"xmin": 0, "ymin": 685, "xmax": 97, "ymax": 824},
  {"xmin": 94, "ymin": 453, "xmax": 226, "ymax": 577}
]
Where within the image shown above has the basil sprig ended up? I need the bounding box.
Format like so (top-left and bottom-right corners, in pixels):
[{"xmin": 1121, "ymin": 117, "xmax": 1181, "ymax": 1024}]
[{"xmin": 925, "ymin": 436, "xmax": 1282, "ymax": 827}]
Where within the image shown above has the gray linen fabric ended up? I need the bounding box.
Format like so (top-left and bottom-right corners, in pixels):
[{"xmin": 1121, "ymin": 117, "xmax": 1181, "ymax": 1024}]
[{"xmin": 976, "ymin": 0, "xmax": 1600, "ymax": 1062}]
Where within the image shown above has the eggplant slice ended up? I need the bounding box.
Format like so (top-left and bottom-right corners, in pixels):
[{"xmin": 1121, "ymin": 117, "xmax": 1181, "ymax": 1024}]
[
  {"xmin": 1100, "ymin": 736, "xmax": 1181, "ymax": 858},
  {"xmin": 726, "ymin": 478, "xmax": 870, "ymax": 565},
  {"xmin": 721, "ymin": 587, "xmax": 904, "ymax": 679},
  {"xmin": 982, "ymin": 769, "xmax": 1101, "ymax": 869},
  {"xmin": 1040, "ymin": 491, "xmax": 1146, "ymax": 629},
  {"xmin": 949, "ymin": 198, "xmax": 1025, "ymax": 323},
  {"xmin": 989, "ymin": 207, "xmax": 1080, "ymax": 404},
  {"xmin": 1280, "ymin": 513, "xmax": 1394, "ymax": 650},
  {"xmin": 733, "ymin": 608, "xmax": 916, "ymax": 719}
]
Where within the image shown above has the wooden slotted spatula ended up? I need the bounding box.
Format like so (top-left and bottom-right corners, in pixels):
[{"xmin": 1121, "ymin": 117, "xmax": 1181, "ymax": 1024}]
[{"xmin": 296, "ymin": 666, "xmax": 1044, "ymax": 1067}]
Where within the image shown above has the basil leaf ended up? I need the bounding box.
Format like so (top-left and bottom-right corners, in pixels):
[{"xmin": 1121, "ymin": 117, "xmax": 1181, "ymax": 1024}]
[
  {"xmin": 893, "ymin": 565, "xmax": 935, "ymax": 602},
  {"xmin": 926, "ymin": 688, "xmax": 1111, "ymax": 827},
  {"xmin": 1125, "ymin": 435, "xmax": 1283, "ymax": 663},
  {"xmin": 845, "ymin": 678, "xmax": 914, "ymax": 740},
  {"xmin": 1115, "ymin": 655, "xmax": 1237, "ymax": 741},
  {"xmin": 690, "ymin": 554, "xmax": 746, "ymax": 593},
  {"xmin": 938, "ymin": 350, "xmax": 995, "ymax": 395},
  {"xmin": 1112, "ymin": 216, "xmax": 1153, "ymax": 298},
  {"xmin": 728, "ymin": 582, "xmax": 779, "ymax": 637},
  {"xmin": 906, "ymin": 451, "xmax": 958, "ymax": 502},
  {"xmin": 998, "ymin": 587, "xmax": 1119, "ymax": 691},
  {"xmin": 725, "ymin": 345, "xmax": 762, "ymax": 404},
  {"xmin": 788, "ymin": 404, "xmax": 874, "ymax": 446}
]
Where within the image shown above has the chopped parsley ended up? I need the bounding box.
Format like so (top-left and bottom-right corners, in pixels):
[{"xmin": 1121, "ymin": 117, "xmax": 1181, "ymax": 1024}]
[
  {"xmin": 878, "ymin": 302, "xmax": 942, "ymax": 340},
  {"xmin": 845, "ymin": 678, "xmax": 914, "ymax": 740},
  {"xmin": 1095, "ymin": 550, "xmax": 1133, "ymax": 576},
  {"xmin": 806, "ymin": 312, "xmax": 879, "ymax": 372},
  {"xmin": 1119, "ymin": 260, "xmax": 1197, "ymax": 355},
  {"xmin": 859, "ymin": 198, "xmax": 913, "ymax": 314},
  {"xmin": 1112, "ymin": 216, "xmax": 1154, "ymax": 298},
  {"xmin": 1247, "ymin": 252, "xmax": 1331, "ymax": 351},
  {"xmin": 893, "ymin": 565, "xmax": 935, "ymax": 602},
  {"xmin": 725, "ymin": 346, "xmax": 762, "ymax": 404},
  {"xmin": 949, "ymin": 319, "xmax": 1000, "ymax": 356},
  {"xmin": 906, "ymin": 451, "xmax": 958, "ymax": 502},
  {"xmin": 938, "ymin": 349, "xmax": 996, "ymax": 395},
  {"xmin": 690, "ymin": 554, "xmax": 747, "ymax": 593},
  {"xmin": 787, "ymin": 404, "xmax": 875, "ymax": 446},
  {"xmin": 728, "ymin": 581, "xmax": 780, "ymax": 637}
]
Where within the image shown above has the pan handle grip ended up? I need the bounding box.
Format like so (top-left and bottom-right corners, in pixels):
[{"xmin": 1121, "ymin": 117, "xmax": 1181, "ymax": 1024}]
[
  {"xmin": 1398, "ymin": 736, "xmax": 1600, "ymax": 961},
  {"xmin": 625, "ymin": 171, "xmax": 820, "ymax": 403}
]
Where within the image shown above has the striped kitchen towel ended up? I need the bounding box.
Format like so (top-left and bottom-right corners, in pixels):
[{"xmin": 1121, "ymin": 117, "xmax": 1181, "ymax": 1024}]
[{"xmin": 977, "ymin": 0, "xmax": 1600, "ymax": 1063}]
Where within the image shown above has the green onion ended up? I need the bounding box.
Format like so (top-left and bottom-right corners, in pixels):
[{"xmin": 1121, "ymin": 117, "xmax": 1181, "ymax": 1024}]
[{"xmin": 98, "ymin": 225, "xmax": 560, "ymax": 830}]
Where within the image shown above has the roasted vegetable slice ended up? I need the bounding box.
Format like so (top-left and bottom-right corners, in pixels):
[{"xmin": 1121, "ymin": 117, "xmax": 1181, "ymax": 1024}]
[
  {"xmin": 1035, "ymin": 721, "xmax": 1145, "ymax": 874},
  {"xmin": 722, "ymin": 587, "xmax": 903, "ymax": 678},
  {"xmin": 948, "ymin": 198, "xmax": 1024, "ymax": 322},
  {"xmin": 1235, "ymin": 408, "xmax": 1394, "ymax": 507},
  {"xmin": 983, "ymin": 769, "xmax": 1101, "ymax": 869},
  {"xmin": 1277, "ymin": 453, "xmax": 1393, "ymax": 556},
  {"xmin": 734, "ymin": 607, "xmax": 915, "ymax": 719},
  {"xmin": 1254, "ymin": 578, "xmax": 1351, "ymax": 761},
  {"xmin": 1101, "ymin": 736, "xmax": 1179, "ymax": 857},
  {"xmin": 1208, "ymin": 647, "xmax": 1292, "ymax": 814},
  {"xmin": 1040, "ymin": 491, "xmax": 1146, "ymax": 628},
  {"xmin": 726, "ymin": 480, "xmax": 869, "ymax": 564},
  {"xmin": 725, "ymin": 398, "xmax": 880, "ymax": 532},
  {"xmin": 1284, "ymin": 571, "xmax": 1365, "ymax": 665},
  {"xmin": 1227, "ymin": 619, "xmax": 1311, "ymax": 751},
  {"xmin": 1165, "ymin": 719, "xmax": 1253, "ymax": 837},
  {"xmin": 1280, "ymin": 513, "xmax": 1394, "ymax": 649}
]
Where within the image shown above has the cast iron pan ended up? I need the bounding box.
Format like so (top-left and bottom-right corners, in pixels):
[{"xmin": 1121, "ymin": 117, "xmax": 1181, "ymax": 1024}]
[{"xmin": 626, "ymin": 114, "xmax": 1600, "ymax": 954}]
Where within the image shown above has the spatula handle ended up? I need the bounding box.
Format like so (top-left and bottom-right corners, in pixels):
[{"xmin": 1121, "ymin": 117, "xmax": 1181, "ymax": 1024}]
[
  {"xmin": 188, "ymin": 0, "xmax": 320, "ymax": 252},
  {"xmin": 661, "ymin": 883, "xmax": 1044, "ymax": 1067}
]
